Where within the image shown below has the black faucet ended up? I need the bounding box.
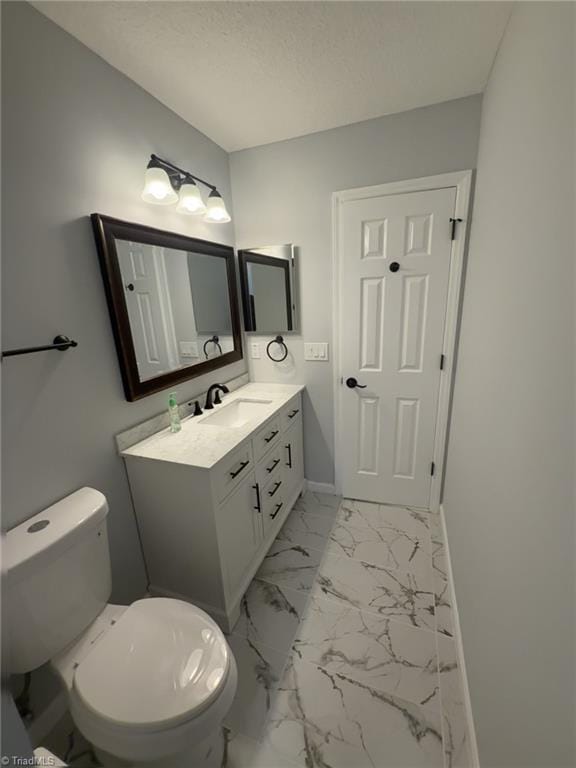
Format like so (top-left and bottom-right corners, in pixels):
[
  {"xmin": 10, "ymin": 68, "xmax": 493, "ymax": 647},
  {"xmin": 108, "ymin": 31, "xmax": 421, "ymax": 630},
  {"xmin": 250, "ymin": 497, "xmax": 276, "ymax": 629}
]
[{"xmin": 205, "ymin": 383, "xmax": 229, "ymax": 410}]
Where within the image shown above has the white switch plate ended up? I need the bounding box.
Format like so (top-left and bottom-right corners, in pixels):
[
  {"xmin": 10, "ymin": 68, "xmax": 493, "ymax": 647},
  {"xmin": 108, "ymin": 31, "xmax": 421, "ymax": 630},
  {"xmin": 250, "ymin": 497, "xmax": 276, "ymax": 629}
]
[
  {"xmin": 179, "ymin": 341, "xmax": 199, "ymax": 358},
  {"xmin": 304, "ymin": 342, "xmax": 329, "ymax": 361},
  {"xmin": 250, "ymin": 342, "xmax": 261, "ymax": 359}
]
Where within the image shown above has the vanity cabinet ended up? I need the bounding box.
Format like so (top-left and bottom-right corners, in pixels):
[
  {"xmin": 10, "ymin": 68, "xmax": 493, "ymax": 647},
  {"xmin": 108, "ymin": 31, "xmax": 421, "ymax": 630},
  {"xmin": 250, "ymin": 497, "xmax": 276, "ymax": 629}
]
[{"xmin": 123, "ymin": 388, "xmax": 304, "ymax": 631}]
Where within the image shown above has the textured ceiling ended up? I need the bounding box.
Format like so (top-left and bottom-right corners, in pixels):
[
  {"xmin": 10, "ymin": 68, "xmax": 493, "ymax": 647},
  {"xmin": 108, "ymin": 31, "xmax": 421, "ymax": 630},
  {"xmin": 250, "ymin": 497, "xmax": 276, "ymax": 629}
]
[{"xmin": 33, "ymin": 1, "xmax": 511, "ymax": 151}]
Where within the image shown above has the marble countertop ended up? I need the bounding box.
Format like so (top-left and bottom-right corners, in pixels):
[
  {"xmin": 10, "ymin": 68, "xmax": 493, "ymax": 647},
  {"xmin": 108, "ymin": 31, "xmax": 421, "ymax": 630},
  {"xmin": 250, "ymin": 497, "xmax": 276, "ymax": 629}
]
[{"xmin": 121, "ymin": 382, "xmax": 305, "ymax": 469}]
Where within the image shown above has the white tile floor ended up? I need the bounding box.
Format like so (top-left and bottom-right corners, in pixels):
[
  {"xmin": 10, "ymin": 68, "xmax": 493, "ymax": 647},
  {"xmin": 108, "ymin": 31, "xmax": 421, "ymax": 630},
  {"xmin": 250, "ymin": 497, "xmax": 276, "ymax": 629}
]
[
  {"xmin": 222, "ymin": 491, "xmax": 472, "ymax": 768},
  {"xmin": 43, "ymin": 491, "xmax": 472, "ymax": 767}
]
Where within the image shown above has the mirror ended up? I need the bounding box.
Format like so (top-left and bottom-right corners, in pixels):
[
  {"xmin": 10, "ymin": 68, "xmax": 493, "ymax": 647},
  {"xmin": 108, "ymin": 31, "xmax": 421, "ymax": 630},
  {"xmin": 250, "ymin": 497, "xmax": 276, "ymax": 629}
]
[
  {"xmin": 238, "ymin": 245, "xmax": 298, "ymax": 333},
  {"xmin": 91, "ymin": 214, "xmax": 242, "ymax": 401}
]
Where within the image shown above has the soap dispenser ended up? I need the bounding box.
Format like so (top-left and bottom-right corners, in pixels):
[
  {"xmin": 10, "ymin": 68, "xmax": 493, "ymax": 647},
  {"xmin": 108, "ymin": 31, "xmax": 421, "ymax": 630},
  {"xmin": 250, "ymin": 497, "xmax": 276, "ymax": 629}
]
[{"xmin": 168, "ymin": 392, "xmax": 182, "ymax": 433}]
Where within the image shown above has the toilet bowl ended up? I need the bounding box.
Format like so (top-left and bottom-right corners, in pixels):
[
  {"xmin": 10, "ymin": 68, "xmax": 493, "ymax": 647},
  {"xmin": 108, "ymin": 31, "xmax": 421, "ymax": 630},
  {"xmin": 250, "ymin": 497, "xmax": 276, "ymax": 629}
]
[{"xmin": 5, "ymin": 488, "xmax": 237, "ymax": 767}]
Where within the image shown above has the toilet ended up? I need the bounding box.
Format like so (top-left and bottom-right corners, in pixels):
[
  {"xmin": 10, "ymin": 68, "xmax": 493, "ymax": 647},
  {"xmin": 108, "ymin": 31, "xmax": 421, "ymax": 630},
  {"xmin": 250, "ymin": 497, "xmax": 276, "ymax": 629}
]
[{"xmin": 5, "ymin": 487, "xmax": 237, "ymax": 767}]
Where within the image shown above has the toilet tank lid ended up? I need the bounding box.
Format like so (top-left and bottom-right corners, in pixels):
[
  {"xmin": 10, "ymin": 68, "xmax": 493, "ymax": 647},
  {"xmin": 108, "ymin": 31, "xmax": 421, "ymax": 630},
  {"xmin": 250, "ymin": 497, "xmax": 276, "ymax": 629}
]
[{"xmin": 5, "ymin": 487, "xmax": 108, "ymax": 582}]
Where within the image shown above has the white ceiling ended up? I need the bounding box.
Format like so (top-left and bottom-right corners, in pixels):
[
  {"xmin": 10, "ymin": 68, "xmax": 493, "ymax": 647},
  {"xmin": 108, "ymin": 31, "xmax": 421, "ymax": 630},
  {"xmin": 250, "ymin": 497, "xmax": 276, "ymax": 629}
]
[{"xmin": 33, "ymin": 1, "xmax": 511, "ymax": 152}]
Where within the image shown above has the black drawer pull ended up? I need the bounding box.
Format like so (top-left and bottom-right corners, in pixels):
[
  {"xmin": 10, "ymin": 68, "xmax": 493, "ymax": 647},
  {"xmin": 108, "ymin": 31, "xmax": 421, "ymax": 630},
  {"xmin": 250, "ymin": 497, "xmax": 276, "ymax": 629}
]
[
  {"xmin": 286, "ymin": 443, "xmax": 292, "ymax": 468},
  {"xmin": 270, "ymin": 502, "xmax": 283, "ymax": 520},
  {"xmin": 264, "ymin": 429, "xmax": 279, "ymax": 444},
  {"xmin": 268, "ymin": 480, "xmax": 282, "ymax": 497},
  {"xmin": 253, "ymin": 483, "xmax": 262, "ymax": 513},
  {"xmin": 288, "ymin": 408, "xmax": 300, "ymax": 419},
  {"xmin": 266, "ymin": 458, "xmax": 280, "ymax": 473},
  {"xmin": 230, "ymin": 460, "xmax": 249, "ymax": 479}
]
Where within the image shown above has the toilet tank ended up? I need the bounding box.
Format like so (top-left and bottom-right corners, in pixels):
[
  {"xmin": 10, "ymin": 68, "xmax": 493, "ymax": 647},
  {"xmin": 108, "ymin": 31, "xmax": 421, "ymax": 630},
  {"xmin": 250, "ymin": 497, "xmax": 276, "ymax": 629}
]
[{"xmin": 4, "ymin": 488, "xmax": 112, "ymax": 674}]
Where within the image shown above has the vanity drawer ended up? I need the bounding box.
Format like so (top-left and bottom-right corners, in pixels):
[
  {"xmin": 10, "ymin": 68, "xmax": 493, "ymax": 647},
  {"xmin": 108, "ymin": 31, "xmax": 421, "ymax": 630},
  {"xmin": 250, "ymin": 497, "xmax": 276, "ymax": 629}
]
[
  {"xmin": 215, "ymin": 442, "xmax": 254, "ymax": 501},
  {"xmin": 262, "ymin": 474, "xmax": 286, "ymax": 530},
  {"xmin": 252, "ymin": 417, "xmax": 282, "ymax": 462},
  {"xmin": 256, "ymin": 444, "xmax": 283, "ymax": 487},
  {"xmin": 281, "ymin": 395, "xmax": 302, "ymax": 431}
]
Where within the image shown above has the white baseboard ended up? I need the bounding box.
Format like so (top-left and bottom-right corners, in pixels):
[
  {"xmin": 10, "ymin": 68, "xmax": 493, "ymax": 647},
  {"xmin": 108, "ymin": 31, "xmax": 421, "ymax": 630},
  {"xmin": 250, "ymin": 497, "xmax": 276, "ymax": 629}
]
[
  {"xmin": 438, "ymin": 504, "xmax": 480, "ymax": 768},
  {"xmin": 304, "ymin": 479, "xmax": 337, "ymax": 496}
]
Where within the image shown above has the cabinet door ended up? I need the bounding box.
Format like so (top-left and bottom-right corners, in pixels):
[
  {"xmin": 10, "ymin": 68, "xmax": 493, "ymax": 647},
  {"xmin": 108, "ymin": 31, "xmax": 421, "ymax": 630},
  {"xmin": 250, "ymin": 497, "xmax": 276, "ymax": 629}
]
[
  {"xmin": 282, "ymin": 416, "xmax": 304, "ymax": 500},
  {"xmin": 218, "ymin": 473, "xmax": 262, "ymax": 597}
]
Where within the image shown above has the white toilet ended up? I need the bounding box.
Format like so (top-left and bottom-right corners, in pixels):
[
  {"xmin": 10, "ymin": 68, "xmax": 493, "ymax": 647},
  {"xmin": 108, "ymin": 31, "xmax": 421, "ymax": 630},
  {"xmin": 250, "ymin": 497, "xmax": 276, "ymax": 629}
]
[{"xmin": 5, "ymin": 487, "xmax": 238, "ymax": 767}]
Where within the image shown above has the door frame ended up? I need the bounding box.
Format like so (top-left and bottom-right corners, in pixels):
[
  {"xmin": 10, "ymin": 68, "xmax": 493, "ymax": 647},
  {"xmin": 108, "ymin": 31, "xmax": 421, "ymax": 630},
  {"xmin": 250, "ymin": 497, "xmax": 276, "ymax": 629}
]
[{"xmin": 332, "ymin": 170, "xmax": 473, "ymax": 511}]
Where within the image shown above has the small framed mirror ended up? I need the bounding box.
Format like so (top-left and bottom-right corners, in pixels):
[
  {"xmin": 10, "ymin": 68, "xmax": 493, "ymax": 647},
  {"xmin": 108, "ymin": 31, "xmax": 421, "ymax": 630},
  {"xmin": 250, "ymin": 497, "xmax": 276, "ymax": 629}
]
[
  {"xmin": 238, "ymin": 245, "xmax": 298, "ymax": 333},
  {"xmin": 92, "ymin": 214, "xmax": 243, "ymax": 401}
]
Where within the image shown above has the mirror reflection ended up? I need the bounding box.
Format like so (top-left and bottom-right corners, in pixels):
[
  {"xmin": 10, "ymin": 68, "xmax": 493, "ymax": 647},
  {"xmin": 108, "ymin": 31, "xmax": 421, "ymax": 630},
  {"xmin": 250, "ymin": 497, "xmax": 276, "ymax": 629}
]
[
  {"xmin": 239, "ymin": 245, "xmax": 298, "ymax": 333},
  {"xmin": 116, "ymin": 239, "xmax": 234, "ymax": 382}
]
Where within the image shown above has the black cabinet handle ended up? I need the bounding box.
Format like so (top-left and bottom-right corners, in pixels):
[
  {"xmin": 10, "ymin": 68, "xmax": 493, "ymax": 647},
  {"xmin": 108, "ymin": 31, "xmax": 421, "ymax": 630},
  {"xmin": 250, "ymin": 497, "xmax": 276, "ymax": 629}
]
[
  {"xmin": 126, "ymin": 283, "xmax": 135, "ymax": 292},
  {"xmin": 270, "ymin": 502, "xmax": 283, "ymax": 520},
  {"xmin": 286, "ymin": 443, "xmax": 292, "ymax": 468},
  {"xmin": 288, "ymin": 409, "xmax": 300, "ymax": 419},
  {"xmin": 253, "ymin": 483, "xmax": 262, "ymax": 513},
  {"xmin": 389, "ymin": 261, "xmax": 400, "ymax": 273},
  {"xmin": 264, "ymin": 430, "xmax": 279, "ymax": 443},
  {"xmin": 346, "ymin": 377, "xmax": 367, "ymax": 389},
  {"xmin": 268, "ymin": 480, "xmax": 282, "ymax": 497},
  {"xmin": 266, "ymin": 458, "xmax": 280, "ymax": 474},
  {"xmin": 230, "ymin": 460, "xmax": 249, "ymax": 479}
]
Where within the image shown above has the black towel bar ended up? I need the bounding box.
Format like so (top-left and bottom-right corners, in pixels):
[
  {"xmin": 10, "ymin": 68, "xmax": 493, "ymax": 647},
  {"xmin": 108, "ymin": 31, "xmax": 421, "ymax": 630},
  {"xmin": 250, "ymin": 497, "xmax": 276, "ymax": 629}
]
[{"xmin": 1, "ymin": 335, "xmax": 78, "ymax": 359}]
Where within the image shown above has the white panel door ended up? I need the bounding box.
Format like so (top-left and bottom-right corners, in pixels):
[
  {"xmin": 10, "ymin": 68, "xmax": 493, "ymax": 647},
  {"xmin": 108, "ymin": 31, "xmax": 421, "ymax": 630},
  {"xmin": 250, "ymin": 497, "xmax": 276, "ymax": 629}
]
[
  {"xmin": 117, "ymin": 242, "xmax": 173, "ymax": 381},
  {"xmin": 339, "ymin": 187, "xmax": 456, "ymax": 508}
]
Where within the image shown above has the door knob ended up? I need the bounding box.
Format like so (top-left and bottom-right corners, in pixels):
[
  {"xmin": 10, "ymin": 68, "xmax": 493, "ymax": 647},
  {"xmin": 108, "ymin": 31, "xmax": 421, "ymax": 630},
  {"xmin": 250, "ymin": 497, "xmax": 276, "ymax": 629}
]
[
  {"xmin": 126, "ymin": 283, "xmax": 135, "ymax": 291},
  {"xmin": 346, "ymin": 377, "xmax": 367, "ymax": 389},
  {"xmin": 389, "ymin": 262, "xmax": 400, "ymax": 273}
]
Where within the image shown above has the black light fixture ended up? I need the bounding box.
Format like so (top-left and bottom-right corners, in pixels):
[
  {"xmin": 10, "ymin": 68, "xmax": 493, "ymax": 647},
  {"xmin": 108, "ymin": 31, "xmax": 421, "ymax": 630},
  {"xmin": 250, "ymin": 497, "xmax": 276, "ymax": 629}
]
[{"xmin": 141, "ymin": 154, "xmax": 231, "ymax": 223}]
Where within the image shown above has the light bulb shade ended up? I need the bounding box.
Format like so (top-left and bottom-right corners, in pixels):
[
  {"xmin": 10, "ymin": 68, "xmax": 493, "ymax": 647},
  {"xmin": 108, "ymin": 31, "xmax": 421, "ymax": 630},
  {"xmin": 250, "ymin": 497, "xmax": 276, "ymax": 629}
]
[
  {"xmin": 176, "ymin": 181, "xmax": 206, "ymax": 215},
  {"xmin": 204, "ymin": 190, "xmax": 231, "ymax": 223},
  {"xmin": 141, "ymin": 166, "xmax": 178, "ymax": 205}
]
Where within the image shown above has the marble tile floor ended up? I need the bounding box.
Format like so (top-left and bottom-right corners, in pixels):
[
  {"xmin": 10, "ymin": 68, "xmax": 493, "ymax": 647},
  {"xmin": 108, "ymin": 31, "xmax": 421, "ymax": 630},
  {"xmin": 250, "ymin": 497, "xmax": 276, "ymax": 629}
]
[
  {"xmin": 222, "ymin": 492, "xmax": 473, "ymax": 768},
  {"xmin": 41, "ymin": 491, "xmax": 471, "ymax": 767}
]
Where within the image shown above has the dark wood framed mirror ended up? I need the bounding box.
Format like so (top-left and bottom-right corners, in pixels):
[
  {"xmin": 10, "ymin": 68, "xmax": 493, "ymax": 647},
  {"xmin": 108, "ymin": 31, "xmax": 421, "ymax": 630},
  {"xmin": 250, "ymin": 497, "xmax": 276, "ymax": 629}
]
[
  {"xmin": 91, "ymin": 214, "xmax": 243, "ymax": 401},
  {"xmin": 238, "ymin": 245, "xmax": 298, "ymax": 333}
]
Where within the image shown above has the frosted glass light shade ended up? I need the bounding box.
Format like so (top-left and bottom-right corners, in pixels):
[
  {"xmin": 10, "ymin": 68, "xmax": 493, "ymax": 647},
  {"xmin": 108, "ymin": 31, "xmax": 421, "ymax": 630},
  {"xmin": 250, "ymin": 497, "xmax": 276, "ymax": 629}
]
[
  {"xmin": 204, "ymin": 190, "xmax": 231, "ymax": 223},
  {"xmin": 141, "ymin": 166, "xmax": 178, "ymax": 205},
  {"xmin": 176, "ymin": 181, "xmax": 206, "ymax": 215}
]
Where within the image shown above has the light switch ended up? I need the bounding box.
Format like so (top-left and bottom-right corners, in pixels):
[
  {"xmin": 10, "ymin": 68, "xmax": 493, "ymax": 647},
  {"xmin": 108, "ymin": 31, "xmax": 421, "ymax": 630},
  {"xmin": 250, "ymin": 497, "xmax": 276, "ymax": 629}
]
[
  {"xmin": 304, "ymin": 342, "xmax": 329, "ymax": 361},
  {"xmin": 250, "ymin": 342, "xmax": 261, "ymax": 359}
]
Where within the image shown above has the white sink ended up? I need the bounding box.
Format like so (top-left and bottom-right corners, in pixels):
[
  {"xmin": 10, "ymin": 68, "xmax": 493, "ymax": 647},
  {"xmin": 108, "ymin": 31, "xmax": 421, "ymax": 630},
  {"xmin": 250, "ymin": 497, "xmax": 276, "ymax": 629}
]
[{"xmin": 200, "ymin": 398, "xmax": 273, "ymax": 428}]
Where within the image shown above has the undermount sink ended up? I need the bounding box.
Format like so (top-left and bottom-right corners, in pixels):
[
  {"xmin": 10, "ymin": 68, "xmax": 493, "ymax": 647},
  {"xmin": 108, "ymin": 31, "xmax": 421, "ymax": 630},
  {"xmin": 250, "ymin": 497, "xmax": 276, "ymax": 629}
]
[{"xmin": 200, "ymin": 398, "xmax": 273, "ymax": 428}]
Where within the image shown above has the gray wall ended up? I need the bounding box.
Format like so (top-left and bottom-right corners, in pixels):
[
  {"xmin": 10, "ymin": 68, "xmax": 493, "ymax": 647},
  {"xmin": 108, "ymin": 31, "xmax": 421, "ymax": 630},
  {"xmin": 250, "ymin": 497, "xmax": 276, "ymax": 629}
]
[
  {"xmin": 230, "ymin": 95, "xmax": 482, "ymax": 485},
  {"xmin": 1, "ymin": 2, "xmax": 246, "ymax": 602},
  {"xmin": 443, "ymin": 4, "xmax": 575, "ymax": 766}
]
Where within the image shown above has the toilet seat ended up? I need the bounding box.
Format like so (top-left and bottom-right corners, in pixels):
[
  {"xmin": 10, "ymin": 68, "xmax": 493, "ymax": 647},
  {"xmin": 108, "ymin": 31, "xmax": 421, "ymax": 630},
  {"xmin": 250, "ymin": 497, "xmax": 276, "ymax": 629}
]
[
  {"xmin": 72, "ymin": 597, "xmax": 230, "ymax": 731},
  {"xmin": 67, "ymin": 598, "xmax": 237, "ymax": 763}
]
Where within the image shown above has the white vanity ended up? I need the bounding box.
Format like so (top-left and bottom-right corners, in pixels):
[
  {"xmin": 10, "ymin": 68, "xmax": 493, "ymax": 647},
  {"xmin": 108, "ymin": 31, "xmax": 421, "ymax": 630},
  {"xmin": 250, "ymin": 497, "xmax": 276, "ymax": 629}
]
[{"xmin": 122, "ymin": 382, "xmax": 304, "ymax": 630}]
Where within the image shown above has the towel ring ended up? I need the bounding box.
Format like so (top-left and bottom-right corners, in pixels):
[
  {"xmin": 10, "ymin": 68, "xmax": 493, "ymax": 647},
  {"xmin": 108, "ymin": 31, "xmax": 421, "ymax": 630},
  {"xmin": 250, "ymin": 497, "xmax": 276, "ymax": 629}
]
[
  {"xmin": 266, "ymin": 335, "xmax": 288, "ymax": 362},
  {"xmin": 203, "ymin": 335, "xmax": 223, "ymax": 359}
]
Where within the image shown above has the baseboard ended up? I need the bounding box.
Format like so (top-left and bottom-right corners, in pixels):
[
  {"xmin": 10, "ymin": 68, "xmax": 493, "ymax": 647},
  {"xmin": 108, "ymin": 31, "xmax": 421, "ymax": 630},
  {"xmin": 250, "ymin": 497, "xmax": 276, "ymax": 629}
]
[
  {"xmin": 438, "ymin": 504, "xmax": 480, "ymax": 768},
  {"xmin": 304, "ymin": 479, "xmax": 337, "ymax": 495}
]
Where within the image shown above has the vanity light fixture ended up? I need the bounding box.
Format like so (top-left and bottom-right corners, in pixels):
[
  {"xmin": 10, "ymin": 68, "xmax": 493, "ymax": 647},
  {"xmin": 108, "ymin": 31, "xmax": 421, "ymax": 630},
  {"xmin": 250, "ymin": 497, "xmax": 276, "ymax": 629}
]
[{"xmin": 141, "ymin": 154, "xmax": 230, "ymax": 223}]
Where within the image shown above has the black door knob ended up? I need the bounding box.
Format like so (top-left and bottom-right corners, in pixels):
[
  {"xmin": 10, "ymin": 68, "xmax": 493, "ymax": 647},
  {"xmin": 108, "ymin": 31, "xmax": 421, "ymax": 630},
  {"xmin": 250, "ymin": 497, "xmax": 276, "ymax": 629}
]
[
  {"xmin": 389, "ymin": 262, "xmax": 400, "ymax": 273},
  {"xmin": 126, "ymin": 283, "xmax": 135, "ymax": 291},
  {"xmin": 346, "ymin": 377, "xmax": 367, "ymax": 389}
]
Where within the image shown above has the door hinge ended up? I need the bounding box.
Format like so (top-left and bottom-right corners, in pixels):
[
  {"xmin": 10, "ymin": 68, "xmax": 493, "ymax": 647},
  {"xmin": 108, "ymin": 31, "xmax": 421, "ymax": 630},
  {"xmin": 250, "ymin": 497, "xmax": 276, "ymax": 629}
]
[
  {"xmin": 450, "ymin": 217, "xmax": 463, "ymax": 240},
  {"xmin": 430, "ymin": 462, "xmax": 436, "ymax": 477}
]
